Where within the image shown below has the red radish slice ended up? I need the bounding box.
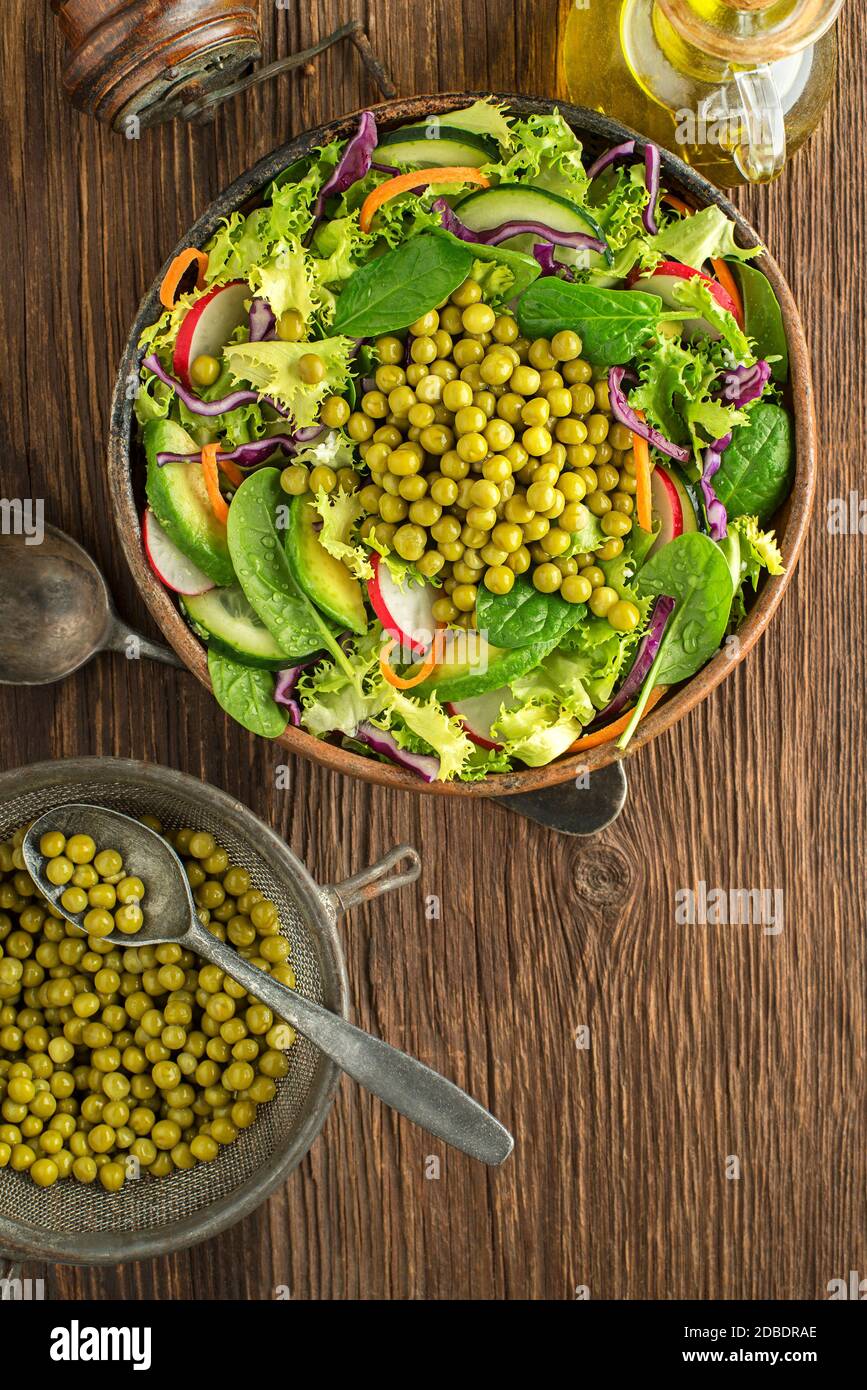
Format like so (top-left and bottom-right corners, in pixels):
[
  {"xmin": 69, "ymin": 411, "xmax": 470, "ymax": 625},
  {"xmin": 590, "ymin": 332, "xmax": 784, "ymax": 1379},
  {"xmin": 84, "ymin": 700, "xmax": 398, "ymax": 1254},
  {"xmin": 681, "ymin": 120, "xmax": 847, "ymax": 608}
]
[
  {"xmin": 446, "ymin": 687, "xmax": 514, "ymax": 750},
  {"xmin": 173, "ymin": 280, "xmax": 250, "ymax": 390},
  {"xmin": 647, "ymin": 465, "xmax": 684, "ymax": 557},
  {"xmin": 627, "ymin": 259, "xmax": 742, "ymax": 338},
  {"xmin": 143, "ymin": 509, "xmax": 215, "ymax": 595},
  {"xmin": 368, "ymin": 552, "xmax": 437, "ymax": 654}
]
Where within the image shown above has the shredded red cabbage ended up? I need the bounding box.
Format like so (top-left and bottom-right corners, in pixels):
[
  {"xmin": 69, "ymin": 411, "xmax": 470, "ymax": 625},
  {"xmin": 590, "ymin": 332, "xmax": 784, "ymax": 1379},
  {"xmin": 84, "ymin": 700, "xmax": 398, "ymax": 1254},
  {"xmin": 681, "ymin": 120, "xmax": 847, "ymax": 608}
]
[
  {"xmin": 313, "ymin": 111, "xmax": 378, "ymax": 223},
  {"xmin": 716, "ymin": 360, "xmax": 771, "ymax": 407},
  {"xmin": 142, "ymin": 353, "xmax": 292, "ymax": 420},
  {"xmin": 590, "ymin": 596, "xmax": 675, "ymax": 726},
  {"xmin": 643, "ymin": 143, "xmax": 661, "ymax": 235},
  {"xmin": 249, "ymin": 298, "xmax": 276, "ymax": 342},
  {"xmin": 156, "ymin": 436, "xmax": 300, "ymax": 468},
  {"xmin": 353, "ymin": 723, "xmax": 440, "ymax": 782},
  {"xmin": 700, "ymin": 435, "xmax": 731, "ymax": 540},
  {"xmin": 531, "ymin": 243, "xmax": 576, "ymax": 280},
  {"xmin": 586, "ymin": 140, "xmax": 636, "ymax": 179},
  {"xmin": 608, "ymin": 367, "xmax": 690, "ymax": 463},
  {"xmin": 274, "ymin": 657, "xmax": 321, "ymax": 726},
  {"xmin": 371, "ymin": 160, "xmax": 400, "ymax": 176},
  {"xmin": 433, "ymin": 198, "xmax": 607, "ymax": 255},
  {"xmin": 586, "ymin": 139, "xmax": 661, "ymax": 235}
]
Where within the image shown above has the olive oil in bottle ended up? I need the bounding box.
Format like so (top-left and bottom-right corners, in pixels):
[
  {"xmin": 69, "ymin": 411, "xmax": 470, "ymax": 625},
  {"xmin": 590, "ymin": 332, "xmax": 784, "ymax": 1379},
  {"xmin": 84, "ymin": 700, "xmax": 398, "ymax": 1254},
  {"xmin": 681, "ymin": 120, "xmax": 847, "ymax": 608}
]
[{"xmin": 560, "ymin": 0, "xmax": 842, "ymax": 186}]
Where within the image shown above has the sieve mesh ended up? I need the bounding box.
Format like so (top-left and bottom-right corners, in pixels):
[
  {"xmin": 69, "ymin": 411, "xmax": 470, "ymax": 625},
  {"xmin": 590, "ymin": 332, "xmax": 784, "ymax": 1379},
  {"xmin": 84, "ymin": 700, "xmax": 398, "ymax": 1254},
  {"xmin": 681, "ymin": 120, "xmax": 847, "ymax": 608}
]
[{"xmin": 0, "ymin": 768, "xmax": 340, "ymax": 1250}]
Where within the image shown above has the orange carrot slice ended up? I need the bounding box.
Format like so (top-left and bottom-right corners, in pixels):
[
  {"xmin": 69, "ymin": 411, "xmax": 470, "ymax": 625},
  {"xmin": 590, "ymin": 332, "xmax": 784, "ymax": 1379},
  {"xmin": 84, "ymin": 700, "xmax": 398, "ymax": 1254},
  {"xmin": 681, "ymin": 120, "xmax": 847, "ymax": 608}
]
[
  {"xmin": 633, "ymin": 411, "xmax": 653, "ymax": 534},
  {"xmin": 159, "ymin": 248, "xmax": 209, "ymax": 310},
  {"xmin": 379, "ymin": 628, "xmax": 448, "ymax": 690},
  {"xmin": 200, "ymin": 444, "xmax": 229, "ymax": 525},
  {"xmin": 360, "ymin": 168, "xmax": 490, "ymax": 233},
  {"xmin": 217, "ymin": 456, "xmax": 244, "ymax": 488},
  {"xmin": 660, "ymin": 193, "xmax": 745, "ymax": 328},
  {"xmin": 567, "ymin": 687, "xmax": 666, "ymax": 753}
]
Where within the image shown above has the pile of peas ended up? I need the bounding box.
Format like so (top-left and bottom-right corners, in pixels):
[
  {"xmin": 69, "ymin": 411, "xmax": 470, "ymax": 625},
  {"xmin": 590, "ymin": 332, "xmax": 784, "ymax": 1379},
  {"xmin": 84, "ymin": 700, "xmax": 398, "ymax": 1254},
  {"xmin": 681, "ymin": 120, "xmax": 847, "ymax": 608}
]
[
  {"xmin": 280, "ymin": 278, "xmax": 646, "ymax": 635},
  {"xmin": 39, "ymin": 831, "xmax": 147, "ymax": 940},
  {"xmin": 0, "ymin": 819, "xmax": 296, "ymax": 1192}
]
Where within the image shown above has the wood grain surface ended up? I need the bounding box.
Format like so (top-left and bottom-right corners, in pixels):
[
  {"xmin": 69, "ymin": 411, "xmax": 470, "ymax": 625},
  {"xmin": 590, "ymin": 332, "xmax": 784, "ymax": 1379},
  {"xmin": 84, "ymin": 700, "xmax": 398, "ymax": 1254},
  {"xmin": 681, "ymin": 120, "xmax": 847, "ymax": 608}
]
[{"xmin": 1, "ymin": 0, "xmax": 864, "ymax": 1301}]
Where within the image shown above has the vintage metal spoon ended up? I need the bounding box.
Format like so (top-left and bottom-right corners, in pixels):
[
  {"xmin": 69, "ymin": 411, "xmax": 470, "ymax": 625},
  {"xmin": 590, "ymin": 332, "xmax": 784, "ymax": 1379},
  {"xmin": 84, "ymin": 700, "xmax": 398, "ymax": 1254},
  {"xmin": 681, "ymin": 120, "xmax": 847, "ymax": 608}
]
[
  {"xmin": 0, "ymin": 523, "xmax": 182, "ymax": 684},
  {"xmin": 23, "ymin": 805, "xmax": 514, "ymax": 1166}
]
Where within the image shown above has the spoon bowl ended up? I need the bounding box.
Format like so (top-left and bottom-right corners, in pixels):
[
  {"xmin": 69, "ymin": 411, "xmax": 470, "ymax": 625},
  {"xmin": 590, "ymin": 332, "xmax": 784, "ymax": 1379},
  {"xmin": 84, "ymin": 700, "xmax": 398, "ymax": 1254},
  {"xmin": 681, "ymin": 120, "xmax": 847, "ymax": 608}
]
[
  {"xmin": 23, "ymin": 803, "xmax": 513, "ymax": 1166},
  {"xmin": 0, "ymin": 524, "xmax": 182, "ymax": 685}
]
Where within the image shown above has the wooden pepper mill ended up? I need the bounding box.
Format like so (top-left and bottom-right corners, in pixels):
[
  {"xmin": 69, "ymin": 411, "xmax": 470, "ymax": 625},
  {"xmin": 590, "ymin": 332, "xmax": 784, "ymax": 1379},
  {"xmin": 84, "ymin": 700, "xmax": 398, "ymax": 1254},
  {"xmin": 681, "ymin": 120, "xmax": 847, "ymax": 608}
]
[{"xmin": 50, "ymin": 0, "xmax": 263, "ymax": 132}]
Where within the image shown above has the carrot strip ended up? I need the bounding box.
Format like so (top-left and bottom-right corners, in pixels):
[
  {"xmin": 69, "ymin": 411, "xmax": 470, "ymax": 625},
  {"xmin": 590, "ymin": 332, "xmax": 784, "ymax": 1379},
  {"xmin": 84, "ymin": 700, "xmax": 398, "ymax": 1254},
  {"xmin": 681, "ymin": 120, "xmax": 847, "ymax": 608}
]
[
  {"xmin": 661, "ymin": 192, "xmax": 745, "ymax": 328},
  {"xmin": 379, "ymin": 628, "xmax": 447, "ymax": 690},
  {"xmin": 360, "ymin": 168, "xmax": 490, "ymax": 233},
  {"xmin": 709, "ymin": 256, "xmax": 745, "ymax": 329},
  {"xmin": 159, "ymin": 248, "xmax": 208, "ymax": 310},
  {"xmin": 633, "ymin": 411, "xmax": 653, "ymax": 534},
  {"xmin": 217, "ymin": 456, "xmax": 244, "ymax": 488},
  {"xmin": 567, "ymin": 687, "xmax": 666, "ymax": 753},
  {"xmin": 200, "ymin": 444, "xmax": 229, "ymax": 525}
]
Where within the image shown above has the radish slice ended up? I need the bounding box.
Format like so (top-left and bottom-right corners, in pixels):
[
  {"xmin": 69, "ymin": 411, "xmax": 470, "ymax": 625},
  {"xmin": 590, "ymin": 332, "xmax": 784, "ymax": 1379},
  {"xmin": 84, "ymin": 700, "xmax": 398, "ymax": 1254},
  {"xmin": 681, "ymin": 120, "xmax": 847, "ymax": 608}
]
[
  {"xmin": 446, "ymin": 687, "xmax": 514, "ymax": 750},
  {"xmin": 648, "ymin": 466, "xmax": 684, "ymax": 558},
  {"xmin": 628, "ymin": 260, "xmax": 741, "ymax": 339},
  {"xmin": 143, "ymin": 509, "xmax": 215, "ymax": 595},
  {"xmin": 173, "ymin": 280, "xmax": 250, "ymax": 390},
  {"xmin": 367, "ymin": 553, "xmax": 437, "ymax": 654}
]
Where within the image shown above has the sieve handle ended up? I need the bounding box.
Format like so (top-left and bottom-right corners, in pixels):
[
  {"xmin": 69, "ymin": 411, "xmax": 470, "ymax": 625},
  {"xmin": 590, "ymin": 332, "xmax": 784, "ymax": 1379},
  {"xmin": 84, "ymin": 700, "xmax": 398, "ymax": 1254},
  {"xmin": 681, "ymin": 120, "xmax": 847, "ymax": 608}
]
[
  {"xmin": 189, "ymin": 922, "xmax": 513, "ymax": 1166},
  {"xmin": 320, "ymin": 844, "xmax": 421, "ymax": 917}
]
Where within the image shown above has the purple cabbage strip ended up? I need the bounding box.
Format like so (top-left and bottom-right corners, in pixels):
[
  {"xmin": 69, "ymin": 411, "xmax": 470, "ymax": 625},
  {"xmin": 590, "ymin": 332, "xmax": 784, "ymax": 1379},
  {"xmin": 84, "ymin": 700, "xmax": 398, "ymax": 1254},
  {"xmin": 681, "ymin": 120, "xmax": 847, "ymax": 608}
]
[
  {"xmin": 608, "ymin": 367, "xmax": 690, "ymax": 463},
  {"xmin": 643, "ymin": 143, "xmax": 662, "ymax": 235},
  {"xmin": 156, "ymin": 436, "xmax": 299, "ymax": 469},
  {"xmin": 586, "ymin": 140, "xmax": 636, "ymax": 180},
  {"xmin": 434, "ymin": 197, "xmax": 606, "ymax": 255},
  {"xmin": 142, "ymin": 353, "xmax": 292, "ymax": 421},
  {"xmin": 371, "ymin": 160, "xmax": 400, "ymax": 176},
  {"xmin": 585, "ymin": 139, "xmax": 661, "ymax": 235},
  {"xmin": 532, "ymin": 243, "xmax": 577, "ymax": 281},
  {"xmin": 590, "ymin": 597, "xmax": 675, "ymax": 727},
  {"xmin": 716, "ymin": 360, "xmax": 771, "ymax": 408},
  {"xmin": 432, "ymin": 198, "xmax": 485, "ymax": 242},
  {"xmin": 313, "ymin": 110, "xmax": 378, "ymax": 224},
  {"xmin": 700, "ymin": 435, "xmax": 731, "ymax": 540},
  {"xmin": 353, "ymin": 723, "xmax": 440, "ymax": 783},
  {"xmin": 248, "ymin": 297, "xmax": 276, "ymax": 342},
  {"xmin": 274, "ymin": 656, "xmax": 322, "ymax": 727}
]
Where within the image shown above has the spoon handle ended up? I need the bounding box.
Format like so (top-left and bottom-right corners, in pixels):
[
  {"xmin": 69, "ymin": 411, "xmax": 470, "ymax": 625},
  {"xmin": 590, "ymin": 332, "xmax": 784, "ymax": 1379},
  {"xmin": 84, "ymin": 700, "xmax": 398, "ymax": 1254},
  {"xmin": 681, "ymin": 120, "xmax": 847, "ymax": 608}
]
[
  {"xmin": 104, "ymin": 618, "xmax": 185, "ymax": 670},
  {"xmin": 193, "ymin": 927, "xmax": 513, "ymax": 1166}
]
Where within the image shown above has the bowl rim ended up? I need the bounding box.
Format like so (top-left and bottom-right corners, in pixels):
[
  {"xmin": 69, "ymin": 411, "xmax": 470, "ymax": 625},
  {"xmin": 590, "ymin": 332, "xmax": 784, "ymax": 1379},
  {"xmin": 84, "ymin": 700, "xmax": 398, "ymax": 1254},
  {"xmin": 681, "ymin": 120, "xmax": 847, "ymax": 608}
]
[
  {"xmin": 107, "ymin": 92, "xmax": 816, "ymax": 799},
  {"xmin": 0, "ymin": 756, "xmax": 348, "ymax": 1265}
]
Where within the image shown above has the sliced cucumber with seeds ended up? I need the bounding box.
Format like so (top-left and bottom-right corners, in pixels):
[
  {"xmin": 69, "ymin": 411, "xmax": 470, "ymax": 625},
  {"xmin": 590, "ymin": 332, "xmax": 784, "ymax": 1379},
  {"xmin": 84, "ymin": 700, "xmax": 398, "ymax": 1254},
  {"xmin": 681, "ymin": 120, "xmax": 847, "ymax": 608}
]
[
  {"xmin": 183, "ymin": 585, "xmax": 313, "ymax": 670},
  {"xmin": 454, "ymin": 184, "xmax": 611, "ymax": 260},
  {"xmin": 379, "ymin": 124, "xmax": 497, "ymax": 168}
]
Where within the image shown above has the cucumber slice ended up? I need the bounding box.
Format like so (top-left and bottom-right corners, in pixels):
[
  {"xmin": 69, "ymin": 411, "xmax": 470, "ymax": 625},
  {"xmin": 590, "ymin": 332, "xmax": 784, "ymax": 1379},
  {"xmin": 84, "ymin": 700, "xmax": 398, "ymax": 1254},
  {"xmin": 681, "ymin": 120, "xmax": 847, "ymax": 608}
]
[
  {"xmin": 378, "ymin": 125, "xmax": 496, "ymax": 168},
  {"xmin": 183, "ymin": 585, "xmax": 312, "ymax": 669},
  {"xmin": 454, "ymin": 184, "xmax": 609, "ymax": 251}
]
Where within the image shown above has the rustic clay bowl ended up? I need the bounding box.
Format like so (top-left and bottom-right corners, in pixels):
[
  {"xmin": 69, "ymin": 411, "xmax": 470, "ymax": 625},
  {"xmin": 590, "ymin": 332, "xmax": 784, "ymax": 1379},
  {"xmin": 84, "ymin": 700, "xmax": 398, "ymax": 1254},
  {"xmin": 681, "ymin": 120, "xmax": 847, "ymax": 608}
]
[{"xmin": 108, "ymin": 94, "xmax": 816, "ymax": 798}]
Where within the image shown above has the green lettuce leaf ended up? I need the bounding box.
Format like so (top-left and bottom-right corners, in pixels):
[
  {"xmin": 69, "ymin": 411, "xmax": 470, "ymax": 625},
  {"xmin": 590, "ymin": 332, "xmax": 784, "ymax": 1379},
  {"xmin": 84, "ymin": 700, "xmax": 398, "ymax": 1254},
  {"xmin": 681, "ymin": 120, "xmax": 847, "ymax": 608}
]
[
  {"xmin": 224, "ymin": 337, "xmax": 354, "ymax": 426},
  {"xmin": 492, "ymin": 704, "xmax": 583, "ymax": 767},
  {"xmin": 310, "ymin": 485, "xmax": 372, "ymax": 581},
  {"xmin": 648, "ymin": 204, "xmax": 763, "ymax": 269}
]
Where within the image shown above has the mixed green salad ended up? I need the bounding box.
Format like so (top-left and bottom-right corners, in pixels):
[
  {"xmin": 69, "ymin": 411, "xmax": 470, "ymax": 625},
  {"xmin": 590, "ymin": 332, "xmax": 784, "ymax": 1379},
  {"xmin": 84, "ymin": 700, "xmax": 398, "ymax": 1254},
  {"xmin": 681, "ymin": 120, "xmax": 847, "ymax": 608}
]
[{"xmin": 136, "ymin": 100, "xmax": 793, "ymax": 782}]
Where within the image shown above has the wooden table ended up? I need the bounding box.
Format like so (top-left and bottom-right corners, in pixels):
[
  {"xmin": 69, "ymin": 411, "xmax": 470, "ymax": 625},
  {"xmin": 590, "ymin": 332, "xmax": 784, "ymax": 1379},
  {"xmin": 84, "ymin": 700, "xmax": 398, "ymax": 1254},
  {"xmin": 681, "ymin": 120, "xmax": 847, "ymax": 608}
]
[{"xmin": 1, "ymin": 0, "xmax": 863, "ymax": 1301}]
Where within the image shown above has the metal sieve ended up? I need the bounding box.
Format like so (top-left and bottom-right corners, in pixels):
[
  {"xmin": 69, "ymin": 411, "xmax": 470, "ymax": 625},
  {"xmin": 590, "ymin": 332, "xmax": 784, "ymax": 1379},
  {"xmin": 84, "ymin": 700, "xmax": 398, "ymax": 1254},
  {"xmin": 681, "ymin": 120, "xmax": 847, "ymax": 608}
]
[{"xmin": 0, "ymin": 756, "xmax": 420, "ymax": 1265}]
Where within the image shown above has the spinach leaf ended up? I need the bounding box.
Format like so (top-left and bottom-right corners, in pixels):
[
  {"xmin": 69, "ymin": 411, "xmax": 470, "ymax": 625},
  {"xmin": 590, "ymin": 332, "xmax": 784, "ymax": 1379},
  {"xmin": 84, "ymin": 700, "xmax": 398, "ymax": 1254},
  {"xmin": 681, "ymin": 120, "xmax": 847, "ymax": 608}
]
[
  {"xmin": 618, "ymin": 531, "xmax": 734, "ymax": 747},
  {"xmin": 713, "ymin": 403, "xmax": 793, "ymax": 524},
  {"xmin": 516, "ymin": 281, "xmax": 665, "ymax": 365},
  {"xmin": 636, "ymin": 532, "xmax": 734, "ymax": 683},
  {"xmin": 208, "ymin": 650, "xmax": 288, "ymax": 738},
  {"xmin": 433, "ymin": 230, "xmax": 541, "ymax": 302},
  {"xmin": 332, "ymin": 233, "xmax": 474, "ymax": 336},
  {"xmin": 227, "ymin": 468, "xmax": 338, "ymax": 660},
  {"xmin": 476, "ymin": 576, "xmax": 585, "ymax": 649},
  {"xmin": 731, "ymin": 262, "xmax": 789, "ymax": 383}
]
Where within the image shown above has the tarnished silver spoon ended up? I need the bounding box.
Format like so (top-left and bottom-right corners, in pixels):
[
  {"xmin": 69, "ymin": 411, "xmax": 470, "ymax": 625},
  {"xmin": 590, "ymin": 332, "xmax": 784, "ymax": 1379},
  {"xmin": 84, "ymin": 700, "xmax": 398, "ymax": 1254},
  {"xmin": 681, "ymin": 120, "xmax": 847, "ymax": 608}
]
[
  {"xmin": 0, "ymin": 523, "xmax": 182, "ymax": 684},
  {"xmin": 23, "ymin": 804, "xmax": 514, "ymax": 1166}
]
